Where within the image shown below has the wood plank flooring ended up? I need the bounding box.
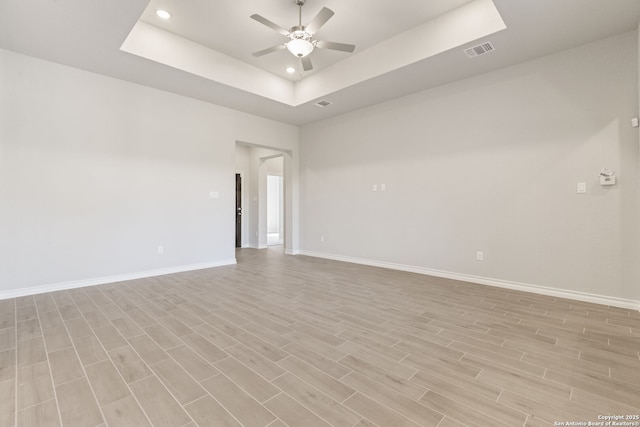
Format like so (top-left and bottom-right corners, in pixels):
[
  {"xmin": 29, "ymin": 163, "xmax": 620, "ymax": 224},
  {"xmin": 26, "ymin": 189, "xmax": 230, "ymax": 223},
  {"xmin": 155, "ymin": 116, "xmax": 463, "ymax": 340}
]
[{"xmin": 1, "ymin": 248, "xmax": 639, "ymax": 427}]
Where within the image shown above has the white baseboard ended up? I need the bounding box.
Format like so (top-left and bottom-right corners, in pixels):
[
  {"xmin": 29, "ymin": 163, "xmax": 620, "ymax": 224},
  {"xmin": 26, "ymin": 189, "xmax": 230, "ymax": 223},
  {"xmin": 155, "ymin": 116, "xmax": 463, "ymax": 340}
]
[
  {"xmin": 298, "ymin": 250, "xmax": 640, "ymax": 312},
  {"xmin": 0, "ymin": 259, "xmax": 237, "ymax": 300},
  {"xmin": 243, "ymin": 244, "xmax": 269, "ymax": 249}
]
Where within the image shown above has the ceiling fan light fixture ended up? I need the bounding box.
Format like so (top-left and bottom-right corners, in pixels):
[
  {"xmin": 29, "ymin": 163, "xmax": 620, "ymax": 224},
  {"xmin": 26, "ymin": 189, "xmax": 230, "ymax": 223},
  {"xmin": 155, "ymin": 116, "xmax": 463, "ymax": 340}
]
[
  {"xmin": 287, "ymin": 38, "xmax": 314, "ymax": 57},
  {"xmin": 250, "ymin": 1, "xmax": 355, "ymax": 71}
]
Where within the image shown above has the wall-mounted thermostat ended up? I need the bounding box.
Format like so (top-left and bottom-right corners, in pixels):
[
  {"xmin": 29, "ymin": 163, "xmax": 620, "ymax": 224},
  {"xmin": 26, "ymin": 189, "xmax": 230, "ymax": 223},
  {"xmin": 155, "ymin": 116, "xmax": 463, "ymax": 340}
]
[
  {"xmin": 600, "ymin": 175, "xmax": 616, "ymax": 185},
  {"xmin": 600, "ymin": 168, "xmax": 616, "ymax": 186}
]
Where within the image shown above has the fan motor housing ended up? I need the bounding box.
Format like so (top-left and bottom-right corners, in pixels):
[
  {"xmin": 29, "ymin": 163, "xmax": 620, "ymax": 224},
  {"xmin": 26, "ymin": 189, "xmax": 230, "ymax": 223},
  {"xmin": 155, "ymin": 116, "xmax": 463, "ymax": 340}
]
[{"xmin": 289, "ymin": 27, "xmax": 311, "ymax": 40}]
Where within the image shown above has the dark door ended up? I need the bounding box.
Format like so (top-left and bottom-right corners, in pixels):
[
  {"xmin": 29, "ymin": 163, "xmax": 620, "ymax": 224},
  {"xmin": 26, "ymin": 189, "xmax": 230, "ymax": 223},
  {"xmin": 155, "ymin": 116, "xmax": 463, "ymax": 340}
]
[{"xmin": 235, "ymin": 174, "xmax": 242, "ymax": 248}]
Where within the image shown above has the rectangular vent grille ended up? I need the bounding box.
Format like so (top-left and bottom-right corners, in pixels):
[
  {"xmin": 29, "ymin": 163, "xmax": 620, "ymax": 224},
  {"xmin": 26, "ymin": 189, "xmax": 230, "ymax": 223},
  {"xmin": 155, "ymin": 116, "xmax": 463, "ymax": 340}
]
[
  {"xmin": 314, "ymin": 100, "xmax": 332, "ymax": 108},
  {"xmin": 464, "ymin": 41, "xmax": 495, "ymax": 58}
]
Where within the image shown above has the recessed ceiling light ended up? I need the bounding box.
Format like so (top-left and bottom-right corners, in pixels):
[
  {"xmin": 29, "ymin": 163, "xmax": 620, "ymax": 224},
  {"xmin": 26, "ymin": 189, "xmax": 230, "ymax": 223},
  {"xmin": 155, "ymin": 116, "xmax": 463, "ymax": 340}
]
[
  {"xmin": 286, "ymin": 67, "xmax": 296, "ymax": 74},
  {"xmin": 156, "ymin": 9, "xmax": 171, "ymax": 19}
]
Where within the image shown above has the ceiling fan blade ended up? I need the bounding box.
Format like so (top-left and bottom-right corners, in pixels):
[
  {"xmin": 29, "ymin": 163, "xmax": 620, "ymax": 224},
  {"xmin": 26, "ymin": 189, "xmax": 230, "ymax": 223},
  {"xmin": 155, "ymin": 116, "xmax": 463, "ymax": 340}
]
[
  {"xmin": 252, "ymin": 44, "xmax": 286, "ymax": 57},
  {"xmin": 301, "ymin": 56, "xmax": 313, "ymax": 71},
  {"xmin": 250, "ymin": 14, "xmax": 290, "ymax": 36},
  {"xmin": 314, "ymin": 40, "xmax": 356, "ymax": 53},
  {"xmin": 305, "ymin": 7, "xmax": 334, "ymax": 34}
]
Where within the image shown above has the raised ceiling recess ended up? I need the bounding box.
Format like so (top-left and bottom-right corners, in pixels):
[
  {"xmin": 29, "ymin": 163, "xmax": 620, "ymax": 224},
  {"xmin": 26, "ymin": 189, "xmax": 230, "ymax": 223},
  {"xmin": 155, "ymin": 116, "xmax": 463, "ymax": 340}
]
[{"xmin": 120, "ymin": 0, "xmax": 506, "ymax": 106}]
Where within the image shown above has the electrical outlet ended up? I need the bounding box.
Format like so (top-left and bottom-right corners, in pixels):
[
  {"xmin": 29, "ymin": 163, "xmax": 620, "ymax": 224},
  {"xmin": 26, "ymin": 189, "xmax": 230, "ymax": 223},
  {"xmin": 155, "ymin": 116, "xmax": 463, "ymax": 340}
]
[
  {"xmin": 157, "ymin": 246, "xmax": 164, "ymax": 255},
  {"xmin": 476, "ymin": 251, "xmax": 484, "ymax": 261},
  {"xmin": 577, "ymin": 182, "xmax": 587, "ymax": 194},
  {"xmin": 320, "ymin": 235, "xmax": 324, "ymax": 243}
]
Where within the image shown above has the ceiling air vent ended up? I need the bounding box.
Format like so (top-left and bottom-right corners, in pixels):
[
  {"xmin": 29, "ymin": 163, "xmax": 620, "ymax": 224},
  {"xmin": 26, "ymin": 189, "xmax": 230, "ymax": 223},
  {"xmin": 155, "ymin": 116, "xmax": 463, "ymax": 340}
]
[
  {"xmin": 314, "ymin": 100, "xmax": 332, "ymax": 108},
  {"xmin": 464, "ymin": 41, "xmax": 495, "ymax": 58}
]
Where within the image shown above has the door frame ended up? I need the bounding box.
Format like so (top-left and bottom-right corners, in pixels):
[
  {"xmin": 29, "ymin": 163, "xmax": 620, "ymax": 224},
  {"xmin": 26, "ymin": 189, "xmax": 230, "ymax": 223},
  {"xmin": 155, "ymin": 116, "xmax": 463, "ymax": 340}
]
[
  {"xmin": 235, "ymin": 141, "xmax": 297, "ymax": 254},
  {"xmin": 235, "ymin": 173, "xmax": 242, "ymax": 248}
]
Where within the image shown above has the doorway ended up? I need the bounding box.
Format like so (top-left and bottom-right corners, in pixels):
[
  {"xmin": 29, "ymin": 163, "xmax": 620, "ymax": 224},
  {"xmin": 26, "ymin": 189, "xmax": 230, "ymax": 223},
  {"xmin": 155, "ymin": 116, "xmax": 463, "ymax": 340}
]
[
  {"xmin": 267, "ymin": 174, "xmax": 283, "ymax": 245},
  {"xmin": 265, "ymin": 156, "xmax": 284, "ymax": 246},
  {"xmin": 235, "ymin": 142, "xmax": 293, "ymax": 252}
]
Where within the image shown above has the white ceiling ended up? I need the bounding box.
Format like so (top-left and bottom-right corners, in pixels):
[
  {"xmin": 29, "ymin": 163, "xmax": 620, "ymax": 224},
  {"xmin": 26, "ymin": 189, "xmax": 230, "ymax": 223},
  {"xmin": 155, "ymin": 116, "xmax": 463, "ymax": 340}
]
[
  {"xmin": 1, "ymin": 0, "xmax": 640, "ymax": 125},
  {"xmin": 138, "ymin": 0, "xmax": 473, "ymax": 80}
]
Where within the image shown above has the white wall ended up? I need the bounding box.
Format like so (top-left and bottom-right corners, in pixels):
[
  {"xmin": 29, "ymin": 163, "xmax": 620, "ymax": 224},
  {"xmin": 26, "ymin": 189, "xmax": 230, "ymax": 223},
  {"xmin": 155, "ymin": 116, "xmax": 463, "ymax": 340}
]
[
  {"xmin": 299, "ymin": 31, "xmax": 640, "ymax": 307},
  {"xmin": 0, "ymin": 48, "xmax": 298, "ymax": 297},
  {"xmin": 266, "ymin": 156, "xmax": 284, "ymax": 176}
]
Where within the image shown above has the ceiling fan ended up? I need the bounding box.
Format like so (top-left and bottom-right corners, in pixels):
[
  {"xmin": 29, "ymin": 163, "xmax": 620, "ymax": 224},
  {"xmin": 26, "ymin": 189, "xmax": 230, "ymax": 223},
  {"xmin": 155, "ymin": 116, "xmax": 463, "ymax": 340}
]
[{"xmin": 250, "ymin": 0, "xmax": 356, "ymax": 72}]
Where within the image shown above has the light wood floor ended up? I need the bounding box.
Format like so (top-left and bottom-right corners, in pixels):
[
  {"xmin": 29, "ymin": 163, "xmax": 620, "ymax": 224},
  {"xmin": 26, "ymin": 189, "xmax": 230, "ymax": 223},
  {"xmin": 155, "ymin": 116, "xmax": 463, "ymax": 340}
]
[{"xmin": 1, "ymin": 248, "xmax": 639, "ymax": 427}]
